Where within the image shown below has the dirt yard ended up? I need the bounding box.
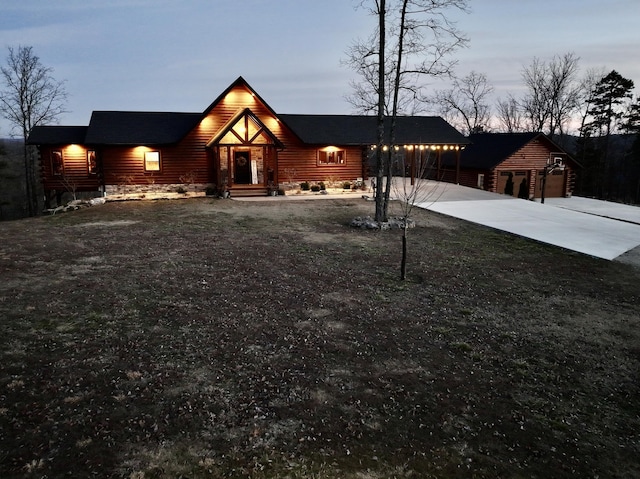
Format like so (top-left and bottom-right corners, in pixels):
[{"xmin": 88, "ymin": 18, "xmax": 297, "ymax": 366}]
[{"xmin": 0, "ymin": 197, "xmax": 639, "ymax": 478}]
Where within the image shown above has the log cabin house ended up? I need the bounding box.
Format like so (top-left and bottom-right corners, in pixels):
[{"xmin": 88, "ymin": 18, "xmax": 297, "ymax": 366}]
[
  {"xmin": 27, "ymin": 76, "xmax": 468, "ymax": 205},
  {"xmin": 436, "ymin": 132, "xmax": 579, "ymax": 199}
]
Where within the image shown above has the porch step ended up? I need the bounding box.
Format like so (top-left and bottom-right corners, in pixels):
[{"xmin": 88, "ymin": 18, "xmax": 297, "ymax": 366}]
[{"xmin": 229, "ymin": 187, "xmax": 269, "ymax": 197}]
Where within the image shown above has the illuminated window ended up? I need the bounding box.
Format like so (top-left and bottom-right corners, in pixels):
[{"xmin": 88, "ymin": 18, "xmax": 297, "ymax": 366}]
[
  {"xmin": 318, "ymin": 149, "xmax": 345, "ymax": 166},
  {"xmin": 87, "ymin": 150, "xmax": 97, "ymax": 175},
  {"xmin": 144, "ymin": 151, "xmax": 161, "ymax": 172},
  {"xmin": 51, "ymin": 150, "xmax": 64, "ymax": 176}
]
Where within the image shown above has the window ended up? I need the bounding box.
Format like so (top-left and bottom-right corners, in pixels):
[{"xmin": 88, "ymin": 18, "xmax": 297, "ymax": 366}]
[
  {"xmin": 318, "ymin": 149, "xmax": 345, "ymax": 166},
  {"xmin": 51, "ymin": 150, "xmax": 64, "ymax": 176},
  {"xmin": 144, "ymin": 151, "xmax": 161, "ymax": 172},
  {"xmin": 477, "ymin": 173, "xmax": 484, "ymax": 189},
  {"xmin": 87, "ymin": 150, "xmax": 97, "ymax": 175}
]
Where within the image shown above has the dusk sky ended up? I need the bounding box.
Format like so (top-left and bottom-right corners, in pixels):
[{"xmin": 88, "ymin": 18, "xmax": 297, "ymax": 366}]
[{"xmin": 1, "ymin": 0, "xmax": 639, "ymax": 135}]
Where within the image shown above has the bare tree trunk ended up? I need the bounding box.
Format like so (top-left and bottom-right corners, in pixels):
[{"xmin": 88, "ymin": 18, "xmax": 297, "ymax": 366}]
[
  {"xmin": 345, "ymin": 0, "xmax": 469, "ymax": 223},
  {"xmin": 383, "ymin": 149, "xmax": 392, "ymax": 220},
  {"xmin": 383, "ymin": 0, "xmax": 409, "ymax": 222},
  {"xmin": 374, "ymin": 0, "xmax": 386, "ymax": 223},
  {"xmin": 400, "ymin": 225, "xmax": 407, "ymax": 280},
  {"xmin": 22, "ymin": 139, "xmax": 36, "ymax": 216}
]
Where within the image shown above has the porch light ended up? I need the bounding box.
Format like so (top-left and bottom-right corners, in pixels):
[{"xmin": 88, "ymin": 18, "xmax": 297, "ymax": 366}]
[
  {"xmin": 199, "ymin": 116, "xmax": 214, "ymax": 130},
  {"xmin": 66, "ymin": 144, "xmax": 84, "ymax": 154}
]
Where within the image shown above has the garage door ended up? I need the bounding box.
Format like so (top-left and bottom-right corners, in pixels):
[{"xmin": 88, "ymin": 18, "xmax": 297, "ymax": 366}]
[
  {"xmin": 535, "ymin": 169, "xmax": 565, "ymax": 198},
  {"xmin": 497, "ymin": 171, "xmax": 528, "ymax": 197}
]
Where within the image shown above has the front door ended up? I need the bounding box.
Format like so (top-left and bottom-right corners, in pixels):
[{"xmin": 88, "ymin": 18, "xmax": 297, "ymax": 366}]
[{"xmin": 234, "ymin": 151, "xmax": 251, "ymax": 184}]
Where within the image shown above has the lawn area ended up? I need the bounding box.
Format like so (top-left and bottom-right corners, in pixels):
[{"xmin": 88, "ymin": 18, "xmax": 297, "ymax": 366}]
[{"xmin": 0, "ymin": 197, "xmax": 639, "ymax": 478}]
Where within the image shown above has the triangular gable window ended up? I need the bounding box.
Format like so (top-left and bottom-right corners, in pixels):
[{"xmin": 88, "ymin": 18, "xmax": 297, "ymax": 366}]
[{"xmin": 208, "ymin": 108, "xmax": 282, "ymax": 147}]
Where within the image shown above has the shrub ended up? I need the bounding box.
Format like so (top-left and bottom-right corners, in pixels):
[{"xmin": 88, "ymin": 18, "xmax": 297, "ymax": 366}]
[
  {"xmin": 319, "ymin": 181, "xmax": 326, "ymax": 190},
  {"xmin": 343, "ymin": 182, "xmax": 352, "ymax": 190},
  {"xmin": 205, "ymin": 186, "xmax": 217, "ymax": 196},
  {"xmin": 176, "ymin": 186, "xmax": 187, "ymax": 194},
  {"xmin": 300, "ymin": 182, "xmax": 310, "ymax": 191},
  {"xmin": 311, "ymin": 185, "xmax": 321, "ymax": 192}
]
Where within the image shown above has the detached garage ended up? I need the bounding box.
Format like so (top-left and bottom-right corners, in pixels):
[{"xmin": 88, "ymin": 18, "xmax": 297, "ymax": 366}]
[{"xmin": 438, "ymin": 132, "xmax": 579, "ymax": 199}]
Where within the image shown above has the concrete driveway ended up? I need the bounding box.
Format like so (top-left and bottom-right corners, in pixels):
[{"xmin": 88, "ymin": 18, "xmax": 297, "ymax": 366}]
[
  {"xmin": 408, "ymin": 181, "xmax": 640, "ymax": 262},
  {"xmin": 236, "ymin": 178, "xmax": 640, "ymax": 263}
]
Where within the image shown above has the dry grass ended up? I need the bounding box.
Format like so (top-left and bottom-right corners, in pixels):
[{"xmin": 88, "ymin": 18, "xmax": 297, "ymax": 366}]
[{"xmin": 0, "ymin": 197, "xmax": 639, "ymax": 478}]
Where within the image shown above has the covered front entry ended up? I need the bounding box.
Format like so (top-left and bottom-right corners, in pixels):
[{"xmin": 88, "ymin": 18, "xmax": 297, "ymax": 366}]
[
  {"xmin": 234, "ymin": 150, "xmax": 252, "ymax": 184},
  {"xmin": 207, "ymin": 108, "xmax": 283, "ymax": 194},
  {"xmin": 215, "ymin": 145, "xmax": 277, "ymax": 189}
]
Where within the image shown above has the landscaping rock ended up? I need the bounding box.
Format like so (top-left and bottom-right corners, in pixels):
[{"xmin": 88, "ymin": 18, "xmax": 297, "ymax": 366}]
[{"xmin": 349, "ymin": 215, "xmax": 415, "ymax": 230}]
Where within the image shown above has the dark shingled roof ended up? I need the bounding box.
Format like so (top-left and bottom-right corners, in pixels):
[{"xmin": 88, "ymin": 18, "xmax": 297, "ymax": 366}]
[
  {"xmin": 27, "ymin": 126, "xmax": 88, "ymax": 145},
  {"xmin": 279, "ymin": 114, "xmax": 469, "ymax": 146},
  {"xmin": 84, "ymin": 111, "xmax": 202, "ymax": 145},
  {"xmin": 27, "ymin": 108, "xmax": 467, "ymax": 149},
  {"xmin": 26, "ymin": 76, "xmax": 469, "ymax": 148},
  {"xmin": 441, "ymin": 132, "xmax": 546, "ymax": 169}
]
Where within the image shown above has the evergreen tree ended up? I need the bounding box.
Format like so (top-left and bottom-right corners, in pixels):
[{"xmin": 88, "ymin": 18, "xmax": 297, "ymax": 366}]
[
  {"xmin": 622, "ymin": 98, "xmax": 640, "ymax": 202},
  {"xmin": 578, "ymin": 70, "xmax": 634, "ymax": 199}
]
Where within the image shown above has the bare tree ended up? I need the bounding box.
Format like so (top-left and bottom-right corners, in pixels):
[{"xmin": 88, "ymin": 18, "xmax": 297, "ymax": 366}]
[
  {"xmin": 345, "ymin": 0, "xmax": 469, "ymax": 223},
  {"xmin": 521, "ymin": 57, "xmax": 551, "ymax": 132},
  {"xmin": 520, "ymin": 53, "xmax": 581, "ymax": 137},
  {"xmin": 547, "ymin": 52, "xmax": 581, "ymax": 138},
  {"xmin": 429, "ymin": 71, "xmax": 494, "ymax": 135},
  {"xmin": 390, "ymin": 148, "xmax": 443, "ymax": 280},
  {"xmin": 495, "ymin": 94, "xmax": 524, "ymax": 133},
  {"xmin": 0, "ymin": 46, "xmax": 67, "ymax": 216}
]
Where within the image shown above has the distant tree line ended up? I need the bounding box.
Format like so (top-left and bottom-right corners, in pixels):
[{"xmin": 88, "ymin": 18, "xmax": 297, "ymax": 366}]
[{"xmin": 429, "ymin": 53, "xmax": 640, "ymax": 204}]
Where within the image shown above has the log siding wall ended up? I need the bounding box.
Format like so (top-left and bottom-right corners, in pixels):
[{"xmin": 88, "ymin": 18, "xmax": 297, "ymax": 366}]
[
  {"xmin": 39, "ymin": 82, "xmax": 455, "ymax": 198},
  {"xmin": 39, "ymin": 145, "xmax": 102, "ymax": 193},
  {"xmin": 495, "ymin": 140, "xmax": 575, "ymax": 198},
  {"xmin": 436, "ymin": 138, "xmax": 576, "ymax": 199},
  {"xmin": 97, "ymin": 84, "xmax": 364, "ymax": 191}
]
